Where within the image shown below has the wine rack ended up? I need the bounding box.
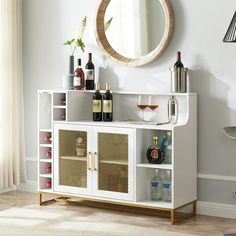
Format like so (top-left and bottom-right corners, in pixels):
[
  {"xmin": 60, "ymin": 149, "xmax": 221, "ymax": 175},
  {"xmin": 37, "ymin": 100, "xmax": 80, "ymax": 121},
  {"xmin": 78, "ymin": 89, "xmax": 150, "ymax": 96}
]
[{"xmin": 38, "ymin": 89, "xmax": 197, "ymax": 224}]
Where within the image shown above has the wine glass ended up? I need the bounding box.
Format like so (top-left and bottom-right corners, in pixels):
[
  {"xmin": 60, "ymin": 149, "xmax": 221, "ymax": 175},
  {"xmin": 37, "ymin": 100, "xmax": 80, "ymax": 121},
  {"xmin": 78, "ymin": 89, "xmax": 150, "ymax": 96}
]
[
  {"xmin": 137, "ymin": 95, "xmax": 148, "ymax": 121},
  {"xmin": 148, "ymin": 96, "xmax": 159, "ymax": 123}
]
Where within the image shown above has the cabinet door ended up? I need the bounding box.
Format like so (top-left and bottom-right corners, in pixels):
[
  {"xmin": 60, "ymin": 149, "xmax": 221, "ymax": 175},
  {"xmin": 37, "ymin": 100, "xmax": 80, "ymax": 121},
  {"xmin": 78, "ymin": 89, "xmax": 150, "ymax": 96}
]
[
  {"xmin": 54, "ymin": 124, "xmax": 92, "ymax": 195},
  {"xmin": 92, "ymin": 127, "xmax": 134, "ymax": 201}
]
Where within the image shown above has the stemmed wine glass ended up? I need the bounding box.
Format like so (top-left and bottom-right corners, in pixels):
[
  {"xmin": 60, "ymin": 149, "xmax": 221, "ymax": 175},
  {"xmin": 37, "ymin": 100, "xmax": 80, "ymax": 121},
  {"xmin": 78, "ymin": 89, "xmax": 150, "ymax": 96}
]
[
  {"xmin": 148, "ymin": 95, "xmax": 159, "ymax": 123},
  {"xmin": 137, "ymin": 95, "xmax": 148, "ymax": 121}
]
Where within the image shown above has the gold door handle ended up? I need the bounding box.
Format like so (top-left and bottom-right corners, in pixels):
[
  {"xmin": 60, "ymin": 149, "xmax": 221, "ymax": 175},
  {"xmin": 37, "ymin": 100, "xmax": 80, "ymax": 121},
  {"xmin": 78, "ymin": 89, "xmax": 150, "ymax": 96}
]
[
  {"xmin": 88, "ymin": 152, "xmax": 92, "ymax": 170},
  {"xmin": 94, "ymin": 152, "xmax": 98, "ymax": 171}
]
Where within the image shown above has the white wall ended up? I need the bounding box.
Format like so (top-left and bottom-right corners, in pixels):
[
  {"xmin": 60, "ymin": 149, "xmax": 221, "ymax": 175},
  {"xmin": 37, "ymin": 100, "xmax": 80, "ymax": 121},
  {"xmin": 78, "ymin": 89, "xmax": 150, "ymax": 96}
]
[{"xmin": 23, "ymin": 0, "xmax": 236, "ymax": 205}]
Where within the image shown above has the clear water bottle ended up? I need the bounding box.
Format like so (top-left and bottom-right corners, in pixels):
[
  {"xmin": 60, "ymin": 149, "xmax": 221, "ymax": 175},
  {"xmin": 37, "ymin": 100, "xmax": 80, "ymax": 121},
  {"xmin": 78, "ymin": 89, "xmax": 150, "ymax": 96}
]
[
  {"xmin": 162, "ymin": 170, "xmax": 172, "ymax": 202},
  {"xmin": 163, "ymin": 131, "xmax": 172, "ymax": 164},
  {"xmin": 151, "ymin": 169, "xmax": 162, "ymax": 201}
]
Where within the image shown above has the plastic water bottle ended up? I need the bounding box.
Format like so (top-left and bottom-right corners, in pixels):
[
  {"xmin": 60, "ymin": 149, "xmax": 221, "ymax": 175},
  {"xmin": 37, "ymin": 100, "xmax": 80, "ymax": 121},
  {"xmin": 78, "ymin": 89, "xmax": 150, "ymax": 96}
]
[
  {"xmin": 162, "ymin": 170, "xmax": 172, "ymax": 202},
  {"xmin": 151, "ymin": 169, "xmax": 162, "ymax": 201},
  {"xmin": 163, "ymin": 131, "xmax": 172, "ymax": 164}
]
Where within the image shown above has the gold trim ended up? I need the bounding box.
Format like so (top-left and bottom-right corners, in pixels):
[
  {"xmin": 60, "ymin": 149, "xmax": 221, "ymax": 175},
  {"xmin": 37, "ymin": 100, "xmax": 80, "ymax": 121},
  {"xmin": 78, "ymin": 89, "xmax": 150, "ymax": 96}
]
[
  {"xmin": 88, "ymin": 152, "xmax": 92, "ymax": 170},
  {"xmin": 94, "ymin": 152, "xmax": 98, "ymax": 171},
  {"xmin": 38, "ymin": 192, "xmax": 196, "ymax": 224}
]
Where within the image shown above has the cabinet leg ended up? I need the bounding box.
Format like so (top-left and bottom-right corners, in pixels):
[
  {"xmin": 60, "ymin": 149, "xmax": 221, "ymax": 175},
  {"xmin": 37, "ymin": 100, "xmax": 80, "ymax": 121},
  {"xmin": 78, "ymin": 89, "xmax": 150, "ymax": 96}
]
[
  {"xmin": 170, "ymin": 209, "xmax": 175, "ymax": 225},
  {"xmin": 38, "ymin": 193, "xmax": 42, "ymax": 206},
  {"xmin": 193, "ymin": 200, "xmax": 197, "ymax": 216}
]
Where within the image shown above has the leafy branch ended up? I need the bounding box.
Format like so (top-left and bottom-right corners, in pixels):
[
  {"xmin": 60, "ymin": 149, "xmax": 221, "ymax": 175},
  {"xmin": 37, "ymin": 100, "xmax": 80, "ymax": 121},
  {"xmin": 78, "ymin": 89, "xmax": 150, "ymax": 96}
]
[{"xmin": 63, "ymin": 16, "xmax": 87, "ymax": 56}]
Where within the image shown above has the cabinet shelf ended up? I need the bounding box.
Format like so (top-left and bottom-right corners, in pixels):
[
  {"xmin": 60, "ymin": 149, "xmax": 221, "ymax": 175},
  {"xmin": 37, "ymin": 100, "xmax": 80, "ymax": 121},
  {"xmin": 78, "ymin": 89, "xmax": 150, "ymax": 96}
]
[
  {"xmin": 40, "ymin": 159, "xmax": 52, "ymax": 163},
  {"xmin": 40, "ymin": 174, "xmax": 52, "ymax": 178},
  {"xmin": 137, "ymin": 199, "xmax": 173, "ymax": 208},
  {"xmin": 40, "ymin": 129, "xmax": 52, "ymax": 132},
  {"xmin": 61, "ymin": 156, "xmax": 87, "ymax": 161},
  {"xmin": 54, "ymin": 105, "xmax": 66, "ymax": 109},
  {"xmin": 40, "ymin": 144, "xmax": 52, "ymax": 148},
  {"xmin": 137, "ymin": 163, "xmax": 172, "ymax": 170},
  {"xmin": 99, "ymin": 159, "xmax": 128, "ymax": 165}
]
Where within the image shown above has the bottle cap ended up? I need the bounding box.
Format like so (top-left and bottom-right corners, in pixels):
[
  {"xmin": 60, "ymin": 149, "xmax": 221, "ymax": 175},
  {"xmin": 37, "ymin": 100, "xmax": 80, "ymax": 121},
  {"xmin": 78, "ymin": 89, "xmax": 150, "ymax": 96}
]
[
  {"xmin": 105, "ymin": 82, "xmax": 111, "ymax": 91},
  {"xmin": 95, "ymin": 83, "xmax": 100, "ymax": 91}
]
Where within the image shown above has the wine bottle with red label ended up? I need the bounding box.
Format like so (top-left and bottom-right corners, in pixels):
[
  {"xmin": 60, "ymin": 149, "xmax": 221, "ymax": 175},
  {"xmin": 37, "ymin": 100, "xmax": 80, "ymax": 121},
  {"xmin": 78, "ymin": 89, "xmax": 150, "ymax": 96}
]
[{"xmin": 146, "ymin": 136, "xmax": 164, "ymax": 164}]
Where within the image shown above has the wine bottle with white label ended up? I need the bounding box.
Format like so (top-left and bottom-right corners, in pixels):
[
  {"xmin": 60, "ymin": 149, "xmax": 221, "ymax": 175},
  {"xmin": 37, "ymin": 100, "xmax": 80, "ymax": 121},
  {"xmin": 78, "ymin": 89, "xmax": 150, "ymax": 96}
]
[
  {"xmin": 93, "ymin": 83, "xmax": 102, "ymax": 121},
  {"xmin": 103, "ymin": 82, "xmax": 113, "ymax": 122},
  {"xmin": 85, "ymin": 53, "xmax": 95, "ymax": 90}
]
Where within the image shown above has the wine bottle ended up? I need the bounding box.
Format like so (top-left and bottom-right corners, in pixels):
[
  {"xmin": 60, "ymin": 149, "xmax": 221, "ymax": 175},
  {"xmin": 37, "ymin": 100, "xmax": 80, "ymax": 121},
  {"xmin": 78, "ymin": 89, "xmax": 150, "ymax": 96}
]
[
  {"xmin": 103, "ymin": 82, "xmax": 113, "ymax": 122},
  {"xmin": 85, "ymin": 53, "xmax": 95, "ymax": 90},
  {"xmin": 45, "ymin": 151, "xmax": 52, "ymax": 158},
  {"xmin": 174, "ymin": 51, "xmax": 184, "ymax": 68},
  {"xmin": 46, "ymin": 166, "xmax": 52, "ymax": 174},
  {"xmin": 93, "ymin": 83, "xmax": 102, "ymax": 121},
  {"xmin": 168, "ymin": 96, "xmax": 178, "ymax": 124},
  {"xmin": 43, "ymin": 135, "xmax": 52, "ymax": 143},
  {"xmin": 74, "ymin": 58, "xmax": 85, "ymax": 90},
  {"xmin": 146, "ymin": 136, "xmax": 165, "ymax": 164}
]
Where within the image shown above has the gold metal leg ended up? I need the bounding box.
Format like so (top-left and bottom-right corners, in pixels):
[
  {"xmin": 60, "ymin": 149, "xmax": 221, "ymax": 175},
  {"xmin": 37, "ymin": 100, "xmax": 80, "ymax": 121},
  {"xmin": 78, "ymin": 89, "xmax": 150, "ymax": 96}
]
[
  {"xmin": 38, "ymin": 192, "xmax": 42, "ymax": 206},
  {"xmin": 170, "ymin": 209, "xmax": 175, "ymax": 225}
]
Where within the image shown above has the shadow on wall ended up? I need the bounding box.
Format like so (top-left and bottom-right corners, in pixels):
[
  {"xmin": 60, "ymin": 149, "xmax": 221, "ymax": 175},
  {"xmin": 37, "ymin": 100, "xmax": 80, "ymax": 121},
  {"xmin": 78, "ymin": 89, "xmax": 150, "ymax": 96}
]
[{"xmin": 190, "ymin": 69, "xmax": 236, "ymax": 174}]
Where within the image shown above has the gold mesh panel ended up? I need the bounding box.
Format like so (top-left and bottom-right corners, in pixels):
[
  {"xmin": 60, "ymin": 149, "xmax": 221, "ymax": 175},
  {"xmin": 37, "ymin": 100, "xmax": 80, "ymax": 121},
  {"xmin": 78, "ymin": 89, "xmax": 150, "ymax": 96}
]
[
  {"xmin": 59, "ymin": 130, "xmax": 87, "ymax": 188},
  {"xmin": 98, "ymin": 133, "xmax": 128, "ymax": 193},
  {"xmin": 99, "ymin": 163, "xmax": 128, "ymax": 193},
  {"xmin": 59, "ymin": 160, "xmax": 87, "ymax": 187}
]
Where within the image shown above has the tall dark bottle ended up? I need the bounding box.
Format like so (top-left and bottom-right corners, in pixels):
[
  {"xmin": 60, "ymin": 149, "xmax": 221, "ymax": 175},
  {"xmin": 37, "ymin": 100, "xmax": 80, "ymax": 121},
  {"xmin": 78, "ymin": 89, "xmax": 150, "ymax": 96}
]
[
  {"xmin": 174, "ymin": 51, "xmax": 184, "ymax": 68},
  {"xmin": 93, "ymin": 83, "xmax": 102, "ymax": 121},
  {"xmin": 103, "ymin": 82, "xmax": 113, "ymax": 122},
  {"xmin": 85, "ymin": 52, "xmax": 95, "ymax": 90}
]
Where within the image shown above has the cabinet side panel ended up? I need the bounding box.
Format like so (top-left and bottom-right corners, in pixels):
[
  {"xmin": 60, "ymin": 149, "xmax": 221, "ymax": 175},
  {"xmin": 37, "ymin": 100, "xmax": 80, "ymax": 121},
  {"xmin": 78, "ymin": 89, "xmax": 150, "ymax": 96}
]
[{"xmin": 173, "ymin": 95, "xmax": 197, "ymax": 208}]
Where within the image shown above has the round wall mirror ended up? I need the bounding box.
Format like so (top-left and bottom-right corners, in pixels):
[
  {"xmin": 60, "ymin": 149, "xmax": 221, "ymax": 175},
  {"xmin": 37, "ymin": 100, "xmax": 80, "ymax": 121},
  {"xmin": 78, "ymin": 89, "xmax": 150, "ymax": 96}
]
[{"xmin": 95, "ymin": 0, "xmax": 174, "ymax": 67}]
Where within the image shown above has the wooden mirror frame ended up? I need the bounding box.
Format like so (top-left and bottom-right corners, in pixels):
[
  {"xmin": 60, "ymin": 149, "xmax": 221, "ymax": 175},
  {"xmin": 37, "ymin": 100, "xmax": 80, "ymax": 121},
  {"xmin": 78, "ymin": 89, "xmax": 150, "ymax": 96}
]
[{"xmin": 95, "ymin": 0, "xmax": 174, "ymax": 67}]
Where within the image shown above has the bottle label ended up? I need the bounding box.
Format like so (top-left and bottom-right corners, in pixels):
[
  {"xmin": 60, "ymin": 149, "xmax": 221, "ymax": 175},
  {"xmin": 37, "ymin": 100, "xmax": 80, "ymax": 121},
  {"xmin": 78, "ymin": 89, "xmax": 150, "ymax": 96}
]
[
  {"xmin": 163, "ymin": 182, "xmax": 171, "ymax": 189},
  {"xmin": 74, "ymin": 76, "xmax": 81, "ymax": 86},
  {"xmin": 85, "ymin": 69, "xmax": 94, "ymax": 81},
  {"xmin": 93, "ymin": 100, "xmax": 102, "ymax": 112},
  {"xmin": 151, "ymin": 181, "xmax": 159, "ymax": 188},
  {"xmin": 151, "ymin": 149, "xmax": 158, "ymax": 159},
  {"xmin": 103, "ymin": 100, "xmax": 112, "ymax": 113}
]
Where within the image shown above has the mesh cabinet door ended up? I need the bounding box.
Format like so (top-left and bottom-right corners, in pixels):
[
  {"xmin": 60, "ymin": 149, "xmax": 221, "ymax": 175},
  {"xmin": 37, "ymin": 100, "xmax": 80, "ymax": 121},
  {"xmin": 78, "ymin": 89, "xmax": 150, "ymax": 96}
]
[
  {"xmin": 54, "ymin": 124, "xmax": 92, "ymax": 195},
  {"xmin": 92, "ymin": 127, "xmax": 134, "ymax": 201}
]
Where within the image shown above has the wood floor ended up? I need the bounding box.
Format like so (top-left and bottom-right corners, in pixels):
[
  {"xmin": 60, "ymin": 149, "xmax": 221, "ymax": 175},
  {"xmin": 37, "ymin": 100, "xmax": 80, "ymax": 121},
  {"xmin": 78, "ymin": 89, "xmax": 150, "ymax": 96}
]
[{"xmin": 0, "ymin": 191, "xmax": 236, "ymax": 235}]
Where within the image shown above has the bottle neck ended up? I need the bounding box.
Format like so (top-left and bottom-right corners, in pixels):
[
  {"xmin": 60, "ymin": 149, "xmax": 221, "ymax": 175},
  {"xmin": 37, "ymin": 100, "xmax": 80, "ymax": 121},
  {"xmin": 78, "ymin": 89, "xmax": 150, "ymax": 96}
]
[
  {"xmin": 153, "ymin": 139, "xmax": 158, "ymax": 146},
  {"xmin": 88, "ymin": 53, "xmax": 92, "ymax": 62},
  {"xmin": 177, "ymin": 51, "xmax": 181, "ymax": 61}
]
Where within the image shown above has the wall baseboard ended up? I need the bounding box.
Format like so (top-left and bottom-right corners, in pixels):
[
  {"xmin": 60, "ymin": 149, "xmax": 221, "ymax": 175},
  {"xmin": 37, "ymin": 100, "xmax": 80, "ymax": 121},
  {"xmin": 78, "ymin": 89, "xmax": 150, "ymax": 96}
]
[
  {"xmin": 197, "ymin": 201, "xmax": 236, "ymax": 219},
  {"xmin": 0, "ymin": 186, "xmax": 16, "ymax": 193},
  {"xmin": 18, "ymin": 180, "xmax": 37, "ymax": 193}
]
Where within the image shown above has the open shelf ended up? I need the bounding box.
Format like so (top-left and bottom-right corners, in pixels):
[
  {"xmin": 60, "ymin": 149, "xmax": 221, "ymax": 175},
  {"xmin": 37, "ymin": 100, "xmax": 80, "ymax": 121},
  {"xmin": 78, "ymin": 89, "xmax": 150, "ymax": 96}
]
[
  {"xmin": 137, "ymin": 163, "xmax": 172, "ymax": 169},
  {"xmin": 99, "ymin": 159, "xmax": 128, "ymax": 165},
  {"xmin": 136, "ymin": 199, "xmax": 173, "ymax": 208},
  {"xmin": 61, "ymin": 156, "xmax": 87, "ymax": 161}
]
